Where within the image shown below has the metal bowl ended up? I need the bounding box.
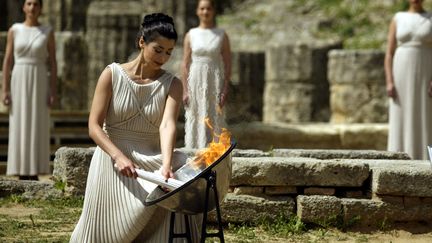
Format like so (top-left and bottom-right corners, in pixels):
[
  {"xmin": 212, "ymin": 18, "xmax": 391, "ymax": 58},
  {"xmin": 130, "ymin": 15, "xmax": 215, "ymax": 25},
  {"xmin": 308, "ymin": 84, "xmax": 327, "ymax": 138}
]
[{"xmin": 144, "ymin": 141, "xmax": 236, "ymax": 215}]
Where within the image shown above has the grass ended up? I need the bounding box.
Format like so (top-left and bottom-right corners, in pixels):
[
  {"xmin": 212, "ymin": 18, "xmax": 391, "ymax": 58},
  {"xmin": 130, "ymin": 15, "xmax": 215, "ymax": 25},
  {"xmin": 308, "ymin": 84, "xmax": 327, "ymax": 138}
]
[
  {"xmin": 0, "ymin": 195, "xmax": 83, "ymax": 242},
  {"xmin": 0, "ymin": 195, "xmax": 431, "ymax": 242}
]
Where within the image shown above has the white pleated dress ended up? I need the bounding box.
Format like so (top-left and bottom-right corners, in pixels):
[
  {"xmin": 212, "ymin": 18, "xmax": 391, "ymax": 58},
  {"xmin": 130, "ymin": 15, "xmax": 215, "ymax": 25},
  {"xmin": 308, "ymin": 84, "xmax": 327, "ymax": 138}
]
[
  {"xmin": 185, "ymin": 27, "xmax": 226, "ymax": 149},
  {"xmin": 388, "ymin": 12, "xmax": 432, "ymax": 160},
  {"xmin": 7, "ymin": 23, "xmax": 51, "ymax": 176},
  {"xmin": 70, "ymin": 63, "xmax": 200, "ymax": 242}
]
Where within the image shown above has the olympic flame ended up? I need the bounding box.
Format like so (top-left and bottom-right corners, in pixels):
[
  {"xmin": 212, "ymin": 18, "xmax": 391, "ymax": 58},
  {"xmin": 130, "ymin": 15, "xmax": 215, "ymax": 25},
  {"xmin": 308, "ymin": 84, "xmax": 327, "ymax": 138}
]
[{"xmin": 191, "ymin": 117, "xmax": 231, "ymax": 168}]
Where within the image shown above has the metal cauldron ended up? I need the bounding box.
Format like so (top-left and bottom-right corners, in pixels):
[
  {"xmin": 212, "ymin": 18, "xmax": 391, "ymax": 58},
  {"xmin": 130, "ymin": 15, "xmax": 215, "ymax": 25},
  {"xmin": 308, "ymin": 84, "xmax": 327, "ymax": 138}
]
[{"xmin": 144, "ymin": 141, "xmax": 236, "ymax": 215}]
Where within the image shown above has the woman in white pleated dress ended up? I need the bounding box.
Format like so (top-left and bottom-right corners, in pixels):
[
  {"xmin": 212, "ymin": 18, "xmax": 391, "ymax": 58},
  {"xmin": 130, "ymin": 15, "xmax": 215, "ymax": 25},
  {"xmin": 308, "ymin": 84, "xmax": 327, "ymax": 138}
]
[
  {"xmin": 70, "ymin": 13, "xmax": 200, "ymax": 242},
  {"xmin": 1, "ymin": 0, "xmax": 57, "ymax": 180},
  {"xmin": 182, "ymin": 0, "xmax": 232, "ymax": 149},
  {"xmin": 385, "ymin": 0, "xmax": 432, "ymax": 160}
]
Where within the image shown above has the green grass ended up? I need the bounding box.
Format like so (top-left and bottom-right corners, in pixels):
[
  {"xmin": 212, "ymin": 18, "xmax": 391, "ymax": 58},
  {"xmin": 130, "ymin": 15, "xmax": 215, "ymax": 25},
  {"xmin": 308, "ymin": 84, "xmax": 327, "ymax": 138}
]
[
  {"xmin": 0, "ymin": 196, "xmax": 430, "ymax": 242},
  {"xmin": 0, "ymin": 195, "xmax": 83, "ymax": 242}
]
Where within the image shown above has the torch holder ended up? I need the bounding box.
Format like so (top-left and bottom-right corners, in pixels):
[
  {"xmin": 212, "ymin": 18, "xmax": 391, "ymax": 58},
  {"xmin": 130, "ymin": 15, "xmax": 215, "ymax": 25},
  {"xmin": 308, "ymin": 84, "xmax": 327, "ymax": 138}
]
[
  {"xmin": 144, "ymin": 141, "xmax": 236, "ymax": 243},
  {"xmin": 168, "ymin": 170, "xmax": 224, "ymax": 243}
]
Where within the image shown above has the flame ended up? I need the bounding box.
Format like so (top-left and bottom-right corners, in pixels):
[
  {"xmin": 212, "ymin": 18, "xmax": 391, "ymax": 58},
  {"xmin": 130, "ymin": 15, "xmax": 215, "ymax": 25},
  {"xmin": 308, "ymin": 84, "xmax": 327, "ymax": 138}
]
[{"xmin": 191, "ymin": 118, "xmax": 231, "ymax": 168}]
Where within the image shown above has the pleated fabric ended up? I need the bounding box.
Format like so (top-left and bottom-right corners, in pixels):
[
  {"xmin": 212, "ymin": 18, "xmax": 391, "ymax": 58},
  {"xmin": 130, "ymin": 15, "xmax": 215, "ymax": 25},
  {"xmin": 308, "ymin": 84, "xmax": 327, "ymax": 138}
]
[
  {"xmin": 388, "ymin": 12, "xmax": 432, "ymax": 160},
  {"xmin": 70, "ymin": 63, "xmax": 201, "ymax": 242},
  {"xmin": 184, "ymin": 27, "xmax": 226, "ymax": 149},
  {"xmin": 7, "ymin": 23, "xmax": 51, "ymax": 176}
]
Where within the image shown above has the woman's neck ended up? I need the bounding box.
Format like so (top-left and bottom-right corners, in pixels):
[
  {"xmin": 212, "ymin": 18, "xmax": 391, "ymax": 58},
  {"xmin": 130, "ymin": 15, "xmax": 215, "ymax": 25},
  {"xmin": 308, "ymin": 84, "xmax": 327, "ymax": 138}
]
[
  {"xmin": 132, "ymin": 55, "xmax": 161, "ymax": 80},
  {"xmin": 23, "ymin": 18, "xmax": 40, "ymax": 27},
  {"xmin": 199, "ymin": 20, "xmax": 215, "ymax": 29},
  {"xmin": 408, "ymin": 5, "xmax": 425, "ymax": 13}
]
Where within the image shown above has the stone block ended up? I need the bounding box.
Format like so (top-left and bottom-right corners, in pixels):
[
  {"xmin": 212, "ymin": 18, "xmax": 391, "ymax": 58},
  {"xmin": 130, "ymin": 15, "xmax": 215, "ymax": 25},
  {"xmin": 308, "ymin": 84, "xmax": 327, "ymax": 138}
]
[
  {"xmin": 263, "ymin": 82, "xmax": 319, "ymax": 122},
  {"xmin": 52, "ymin": 146, "xmax": 95, "ymax": 196},
  {"xmin": 372, "ymin": 166, "xmax": 432, "ymax": 197},
  {"xmin": 230, "ymin": 122, "xmax": 343, "ymax": 151},
  {"xmin": 55, "ymin": 32, "xmax": 89, "ymax": 110},
  {"xmin": 272, "ymin": 149, "xmax": 410, "ymax": 160},
  {"xmin": 231, "ymin": 157, "xmax": 369, "ymax": 187},
  {"xmin": 230, "ymin": 122, "xmax": 389, "ymax": 151},
  {"xmin": 304, "ymin": 187, "xmax": 335, "ymax": 196},
  {"xmin": 264, "ymin": 186, "xmax": 297, "ymax": 195},
  {"xmin": 372, "ymin": 194, "xmax": 404, "ymax": 205},
  {"xmin": 339, "ymin": 124, "xmax": 388, "ymax": 150},
  {"xmin": 264, "ymin": 41, "xmax": 341, "ymax": 123},
  {"xmin": 0, "ymin": 179, "xmax": 62, "ymax": 200},
  {"xmin": 209, "ymin": 193, "xmax": 295, "ymax": 224},
  {"xmin": 328, "ymin": 50, "xmax": 387, "ymax": 123},
  {"xmin": 297, "ymin": 195, "xmax": 342, "ymax": 223},
  {"xmin": 342, "ymin": 197, "xmax": 432, "ymax": 224},
  {"xmin": 342, "ymin": 198, "xmax": 391, "ymax": 226},
  {"xmin": 345, "ymin": 190, "xmax": 364, "ymax": 199},
  {"xmin": 227, "ymin": 51, "xmax": 265, "ymax": 123},
  {"xmin": 233, "ymin": 186, "xmax": 264, "ymax": 196},
  {"xmin": 328, "ymin": 50, "xmax": 385, "ymax": 84},
  {"xmin": 404, "ymin": 197, "xmax": 422, "ymax": 208},
  {"xmin": 232, "ymin": 149, "xmax": 271, "ymax": 158}
]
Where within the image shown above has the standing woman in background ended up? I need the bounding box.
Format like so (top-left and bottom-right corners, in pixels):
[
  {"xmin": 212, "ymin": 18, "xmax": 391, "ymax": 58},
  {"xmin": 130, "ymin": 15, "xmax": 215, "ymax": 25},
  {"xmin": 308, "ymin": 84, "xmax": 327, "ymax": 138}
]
[
  {"xmin": 1, "ymin": 0, "xmax": 57, "ymax": 180},
  {"xmin": 385, "ymin": 0, "xmax": 432, "ymax": 160},
  {"xmin": 182, "ymin": 0, "xmax": 232, "ymax": 149}
]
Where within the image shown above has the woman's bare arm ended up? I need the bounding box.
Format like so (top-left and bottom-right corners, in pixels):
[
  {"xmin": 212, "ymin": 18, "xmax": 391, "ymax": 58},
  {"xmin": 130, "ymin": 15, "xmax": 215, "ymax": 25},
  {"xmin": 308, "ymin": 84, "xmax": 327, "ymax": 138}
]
[
  {"xmin": 2, "ymin": 27, "xmax": 14, "ymax": 106},
  {"xmin": 159, "ymin": 77, "xmax": 183, "ymax": 180},
  {"xmin": 88, "ymin": 67, "xmax": 137, "ymax": 178},
  {"xmin": 220, "ymin": 32, "xmax": 232, "ymax": 107},
  {"xmin": 384, "ymin": 18, "xmax": 397, "ymax": 99},
  {"xmin": 181, "ymin": 32, "xmax": 192, "ymax": 106},
  {"xmin": 47, "ymin": 29, "xmax": 57, "ymax": 107}
]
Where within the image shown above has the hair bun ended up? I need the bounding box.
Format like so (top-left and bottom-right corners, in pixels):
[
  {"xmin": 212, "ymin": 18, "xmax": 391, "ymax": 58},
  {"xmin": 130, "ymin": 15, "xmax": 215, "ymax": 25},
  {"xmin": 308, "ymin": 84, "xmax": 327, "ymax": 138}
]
[{"xmin": 142, "ymin": 13, "xmax": 174, "ymax": 28}]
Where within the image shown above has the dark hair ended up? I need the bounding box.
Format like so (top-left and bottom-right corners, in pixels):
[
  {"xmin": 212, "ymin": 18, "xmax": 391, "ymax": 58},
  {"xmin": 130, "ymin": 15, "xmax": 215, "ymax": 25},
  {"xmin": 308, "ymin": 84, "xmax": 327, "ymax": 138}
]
[
  {"xmin": 23, "ymin": 0, "xmax": 43, "ymax": 8},
  {"xmin": 136, "ymin": 13, "xmax": 177, "ymax": 47},
  {"xmin": 197, "ymin": 0, "xmax": 215, "ymax": 8}
]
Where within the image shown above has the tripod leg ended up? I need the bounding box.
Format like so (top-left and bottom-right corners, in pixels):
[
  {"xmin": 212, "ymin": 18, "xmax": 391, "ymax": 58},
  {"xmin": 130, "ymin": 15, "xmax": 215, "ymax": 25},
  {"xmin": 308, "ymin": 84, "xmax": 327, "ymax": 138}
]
[
  {"xmin": 169, "ymin": 212, "xmax": 175, "ymax": 243},
  {"xmin": 184, "ymin": 215, "xmax": 192, "ymax": 243},
  {"xmin": 200, "ymin": 175, "xmax": 211, "ymax": 243},
  {"xmin": 212, "ymin": 179, "xmax": 225, "ymax": 243}
]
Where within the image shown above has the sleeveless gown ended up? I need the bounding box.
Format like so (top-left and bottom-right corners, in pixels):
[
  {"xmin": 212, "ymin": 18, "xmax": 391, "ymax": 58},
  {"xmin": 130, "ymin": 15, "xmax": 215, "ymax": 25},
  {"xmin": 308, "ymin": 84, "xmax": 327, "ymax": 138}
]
[
  {"xmin": 388, "ymin": 12, "xmax": 432, "ymax": 160},
  {"xmin": 7, "ymin": 23, "xmax": 51, "ymax": 176},
  {"xmin": 70, "ymin": 63, "xmax": 200, "ymax": 242},
  {"xmin": 185, "ymin": 27, "xmax": 226, "ymax": 149}
]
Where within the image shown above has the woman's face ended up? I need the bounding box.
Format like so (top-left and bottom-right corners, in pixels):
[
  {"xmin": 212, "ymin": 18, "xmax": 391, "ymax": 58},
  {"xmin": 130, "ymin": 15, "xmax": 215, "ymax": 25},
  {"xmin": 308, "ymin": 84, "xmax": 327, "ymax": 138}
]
[
  {"xmin": 23, "ymin": 0, "xmax": 42, "ymax": 19},
  {"xmin": 141, "ymin": 36, "xmax": 175, "ymax": 69},
  {"xmin": 196, "ymin": 0, "xmax": 215, "ymax": 23}
]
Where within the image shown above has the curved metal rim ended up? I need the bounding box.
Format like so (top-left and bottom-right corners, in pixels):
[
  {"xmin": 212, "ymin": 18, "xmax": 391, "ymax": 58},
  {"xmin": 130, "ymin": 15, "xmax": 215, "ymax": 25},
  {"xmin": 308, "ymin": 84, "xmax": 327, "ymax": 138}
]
[{"xmin": 144, "ymin": 140, "xmax": 237, "ymax": 206}]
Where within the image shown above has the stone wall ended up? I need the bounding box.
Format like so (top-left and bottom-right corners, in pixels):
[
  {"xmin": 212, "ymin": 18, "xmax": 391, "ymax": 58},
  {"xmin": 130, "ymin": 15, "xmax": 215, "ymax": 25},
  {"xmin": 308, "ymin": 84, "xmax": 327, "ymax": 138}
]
[
  {"xmin": 55, "ymin": 32, "xmax": 89, "ymax": 110},
  {"xmin": 86, "ymin": 1, "xmax": 142, "ymax": 107},
  {"xmin": 43, "ymin": 146, "xmax": 432, "ymax": 228},
  {"xmin": 328, "ymin": 50, "xmax": 388, "ymax": 123},
  {"xmin": 264, "ymin": 40, "xmax": 342, "ymax": 123},
  {"xmin": 226, "ymin": 51, "xmax": 265, "ymax": 123}
]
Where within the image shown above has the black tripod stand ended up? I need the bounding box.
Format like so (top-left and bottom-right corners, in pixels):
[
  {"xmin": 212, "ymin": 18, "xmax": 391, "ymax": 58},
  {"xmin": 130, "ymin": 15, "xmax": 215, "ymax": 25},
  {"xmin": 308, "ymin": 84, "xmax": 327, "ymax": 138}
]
[{"xmin": 168, "ymin": 170, "xmax": 225, "ymax": 243}]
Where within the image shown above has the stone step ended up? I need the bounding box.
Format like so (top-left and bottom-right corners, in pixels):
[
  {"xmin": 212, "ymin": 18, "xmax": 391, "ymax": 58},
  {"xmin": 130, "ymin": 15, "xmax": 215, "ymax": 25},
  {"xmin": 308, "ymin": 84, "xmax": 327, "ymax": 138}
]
[
  {"xmin": 231, "ymin": 157, "xmax": 371, "ymax": 187},
  {"xmin": 228, "ymin": 122, "xmax": 389, "ymax": 151}
]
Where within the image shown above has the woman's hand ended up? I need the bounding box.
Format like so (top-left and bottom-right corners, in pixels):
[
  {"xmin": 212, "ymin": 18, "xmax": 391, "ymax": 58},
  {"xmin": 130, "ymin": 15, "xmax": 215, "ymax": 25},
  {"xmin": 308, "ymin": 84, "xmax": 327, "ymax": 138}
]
[
  {"xmin": 113, "ymin": 154, "xmax": 138, "ymax": 179},
  {"xmin": 48, "ymin": 90, "xmax": 56, "ymax": 107},
  {"xmin": 161, "ymin": 164, "xmax": 174, "ymax": 181},
  {"xmin": 183, "ymin": 92, "xmax": 189, "ymax": 107},
  {"xmin": 386, "ymin": 82, "xmax": 397, "ymax": 99},
  {"xmin": 429, "ymin": 80, "xmax": 432, "ymax": 97},
  {"xmin": 2, "ymin": 91, "xmax": 11, "ymax": 106},
  {"xmin": 219, "ymin": 86, "xmax": 229, "ymax": 107}
]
